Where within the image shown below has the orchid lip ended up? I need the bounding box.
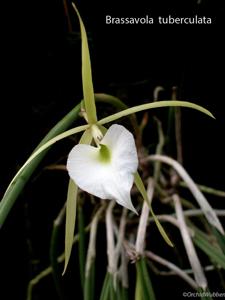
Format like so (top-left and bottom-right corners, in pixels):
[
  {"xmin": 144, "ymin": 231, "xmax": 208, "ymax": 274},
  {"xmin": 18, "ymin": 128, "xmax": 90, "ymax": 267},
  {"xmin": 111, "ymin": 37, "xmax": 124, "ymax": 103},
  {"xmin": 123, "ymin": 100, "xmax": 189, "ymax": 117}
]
[{"xmin": 98, "ymin": 144, "xmax": 111, "ymax": 163}]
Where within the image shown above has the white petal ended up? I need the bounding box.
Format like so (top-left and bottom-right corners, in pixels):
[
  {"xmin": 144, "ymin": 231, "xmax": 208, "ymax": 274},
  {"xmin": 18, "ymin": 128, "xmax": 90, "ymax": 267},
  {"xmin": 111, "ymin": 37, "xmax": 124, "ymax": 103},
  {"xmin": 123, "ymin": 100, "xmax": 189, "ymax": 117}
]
[
  {"xmin": 67, "ymin": 125, "xmax": 138, "ymax": 213},
  {"xmin": 102, "ymin": 124, "xmax": 138, "ymax": 187}
]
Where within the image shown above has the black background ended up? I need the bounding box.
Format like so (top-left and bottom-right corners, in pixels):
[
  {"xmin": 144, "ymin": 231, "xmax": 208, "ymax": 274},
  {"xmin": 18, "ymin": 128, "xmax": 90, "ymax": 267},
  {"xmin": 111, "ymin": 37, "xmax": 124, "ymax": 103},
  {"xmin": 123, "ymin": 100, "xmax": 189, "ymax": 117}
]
[{"xmin": 1, "ymin": 0, "xmax": 225, "ymax": 299}]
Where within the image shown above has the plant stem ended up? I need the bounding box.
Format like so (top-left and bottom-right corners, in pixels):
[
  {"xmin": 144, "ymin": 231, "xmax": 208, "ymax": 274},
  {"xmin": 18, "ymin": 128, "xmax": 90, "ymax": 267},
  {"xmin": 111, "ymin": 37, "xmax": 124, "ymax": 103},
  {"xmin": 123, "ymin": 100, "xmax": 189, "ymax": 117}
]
[
  {"xmin": 145, "ymin": 250, "xmax": 198, "ymax": 290},
  {"xmin": 106, "ymin": 201, "xmax": 116, "ymax": 274},
  {"xmin": 135, "ymin": 179, "xmax": 154, "ymax": 254},
  {"xmin": 84, "ymin": 205, "xmax": 105, "ymax": 300},
  {"xmin": 173, "ymin": 194, "xmax": 207, "ymax": 290},
  {"xmin": 145, "ymin": 154, "xmax": 224, "ymax": 234}
]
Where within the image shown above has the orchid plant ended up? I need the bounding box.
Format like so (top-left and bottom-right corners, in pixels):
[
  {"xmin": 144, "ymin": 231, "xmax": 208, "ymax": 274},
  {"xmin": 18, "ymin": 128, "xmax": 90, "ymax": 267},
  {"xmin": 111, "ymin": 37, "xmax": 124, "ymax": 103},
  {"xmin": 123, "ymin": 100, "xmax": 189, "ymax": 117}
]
[{"xmin": 1, "ymin": 3, "xmax": 224, "ymax": 300}]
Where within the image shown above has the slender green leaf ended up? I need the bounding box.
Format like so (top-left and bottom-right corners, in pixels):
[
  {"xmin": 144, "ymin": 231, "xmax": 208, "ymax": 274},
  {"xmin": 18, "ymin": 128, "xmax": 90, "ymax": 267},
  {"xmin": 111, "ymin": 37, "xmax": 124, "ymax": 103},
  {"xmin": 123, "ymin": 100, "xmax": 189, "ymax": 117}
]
[
  {"xmin": 0, "ymin": 103, "xmax": 82, "ymax": 228},
  {"xmin": 99, "ymin": 272, "xmax": 111, "ymax": 300},
  {"xmin": 140, "ymin": 258, "xmax": 156, "ymax": 300},
  {"xmin": 211, "ymin": 226, "xmax": 225, "ymax": 255},
  {"xmin": 135, "ymin": 264, "xmax": 143, "ymax": 300},
  {"xmin": 72, "ymin": 3, "xmax": 97, "ymax": 124},
  {"xmin": 134, "ymin": 172, "xmax": 173, "ymax": 247},
  {"xmin": 80, "ymin": 128, "xmax": 93, "ymax": 145},
  {"xmin": 63, "ymin": 129, "xmax": 92, "ymax": 274},
  {"xmin": 108, "ymin": 275, "xmax": 116, "ymax": 300},
  {"xmin": 192, "ymin": 227, "xmax": 225, "ymax": 269},
  {"xmin": 2, "ymin": 123, "xmax": 88, "ymax": 206},
  {"xmin": 100, "ymin": 273, "xmax": 116, "ymax": 300},
  {"xmin": 98, "ymin": 100, "xmax": 214, "ymax": 125},
  {"xmin": 136, "ymin": 258, "xmax": 156, "ymax": 300},
  {"xmin": 95, "ymin": 93, "xmax": 140, "ymax": 137},
  {"xmin": 63, "ymin": 179, "xmax": 78, "ymax": 274},
  {"xmin": 121, "ymin": 287, "xmax": 129, "ymax": 300},
  {"xmin": 115, "ymin": 283, "xmax": 122, "ymax": 299},
  {"xmin": 95, "ymin": 93, "xmax": 128, "ymax": 110},
  {"xmin": 84, "ymin": 262, "xmax": 95, "ymax": 300},
  {"xmin": 149, "ymin": 205, "xmax": 174, "ymax": 247}
]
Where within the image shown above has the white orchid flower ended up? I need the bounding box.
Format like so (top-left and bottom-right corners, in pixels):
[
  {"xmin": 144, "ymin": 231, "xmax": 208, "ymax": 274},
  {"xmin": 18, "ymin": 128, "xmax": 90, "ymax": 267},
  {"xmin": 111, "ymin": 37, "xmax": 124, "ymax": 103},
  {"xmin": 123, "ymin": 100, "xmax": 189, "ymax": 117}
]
[{"xmin": 67, "ymin": 124, "xmax": 138, "ymax": 213}]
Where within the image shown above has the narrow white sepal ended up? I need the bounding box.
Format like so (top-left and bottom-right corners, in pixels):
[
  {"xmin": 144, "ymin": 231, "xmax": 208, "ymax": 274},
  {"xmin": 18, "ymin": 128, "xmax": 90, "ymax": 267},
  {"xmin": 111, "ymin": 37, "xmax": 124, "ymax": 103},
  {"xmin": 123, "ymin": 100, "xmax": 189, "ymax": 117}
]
[{"xmin": 67, "ymin": 124, "xmax": 138, "ymax": 213}]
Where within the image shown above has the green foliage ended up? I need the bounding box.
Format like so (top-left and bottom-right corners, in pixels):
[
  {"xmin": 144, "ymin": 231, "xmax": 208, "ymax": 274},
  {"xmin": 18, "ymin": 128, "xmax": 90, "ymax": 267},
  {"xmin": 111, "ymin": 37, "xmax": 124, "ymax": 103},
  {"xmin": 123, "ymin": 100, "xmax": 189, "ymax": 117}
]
[{"xmin": 135, "ymin": 258, "xmax": 156, "ymax": 300}]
